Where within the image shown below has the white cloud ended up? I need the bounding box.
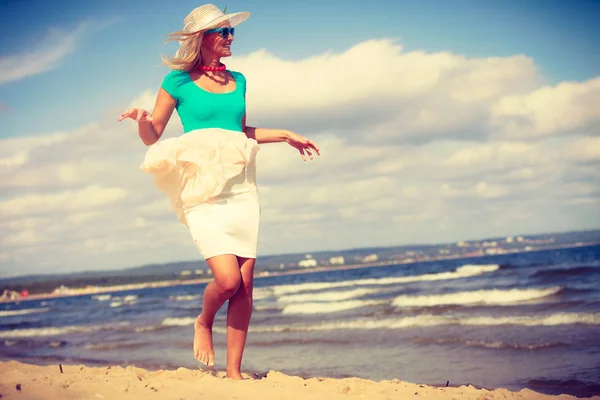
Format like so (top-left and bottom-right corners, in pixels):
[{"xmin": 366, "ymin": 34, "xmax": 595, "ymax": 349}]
[
  {"xmin": 490, "ymin": 77, "xmax": 600, "ymax": 139},
  {"xmin": 0, "ymin": 17, "xmax": 120, "ymax": 85},
  {"xmin": 1, "ymin": 185, "xmax": 128, "ymax": 217},
  {"xmin": 0, "ymin": 28, "xmax": 80, "ymax": 85},
  {"xmin": 222, "ymin": 40, "xmax": 540, "ymax": 142},
  {"xmin": 565, "ymin": 136, "xmax": 600, "ymax": 162},
  {"xmin": 1, "ymin": 39, "xmax": 599, "ymax": 276}
]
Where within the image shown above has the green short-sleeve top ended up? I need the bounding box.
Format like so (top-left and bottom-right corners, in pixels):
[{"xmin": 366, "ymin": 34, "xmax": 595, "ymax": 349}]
[{"xmin": 161, "ymin": 69, "xmax": 246, "ymax": 133}]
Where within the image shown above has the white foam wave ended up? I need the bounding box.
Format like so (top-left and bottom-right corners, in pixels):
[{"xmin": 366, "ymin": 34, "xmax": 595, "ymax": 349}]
[
  {"xmin": 277, "ymin": 288, "xmax": 377, "ymax": 304},
  {"xmin": 157, "ymin": 318, "xmax": 229, "ymax": 334},
  {"xmin": 0, "ymin": 322, "xmax": 130, "ymax": 338},
  {"xmin": 249, "ymin": 313, "xmax": 600, "ymax": 333},
  {"xmin": 92, "ymin": 294, "xmax": 112, "ymax": 301},
  {"xmin": 253, "ymin": 304, "xmax": 281, "ymax": 312},
  {"xmin": 109, "ymin": 295, "xmax": 138, "ymax": 308},
  {"xmin": 169, "ymin": 295, "xmax": 201, "ymax": 302},
  {"xmin": 253, "ymin": 288, "xmax": 273, "ymax": 300},
  {"xmin": 161, "ymin": 317, "xmax": 196, "ymax": 327},
  {"xmin": 270, "ymin": 264, "xmax": 499, "ymax": 296},
  {"xmin": 392, "ymin": 287, "xmax": 561, "ymax": 308},
  {"xmin": 0, "ymin": 308, "xmax": 50, "ymax": 317},
  {"xmin": 134, "ymin": 326, "xmax": 163, "ymax": 333},
  {"xmin": 281, "ymin": 300, "xmax": 385, "ymax": 315}
]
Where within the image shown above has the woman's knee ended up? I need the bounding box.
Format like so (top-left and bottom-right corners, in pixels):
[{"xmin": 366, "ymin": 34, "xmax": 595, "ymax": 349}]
[{"xmin": 216, "ymin": 274, "xmax": 241, "ymax": 296}]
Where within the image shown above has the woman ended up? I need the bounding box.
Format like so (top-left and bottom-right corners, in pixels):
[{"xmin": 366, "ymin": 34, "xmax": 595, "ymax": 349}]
[{"xmin": 117, "ymin": 4, "xmax": 319, "ymax": 380}]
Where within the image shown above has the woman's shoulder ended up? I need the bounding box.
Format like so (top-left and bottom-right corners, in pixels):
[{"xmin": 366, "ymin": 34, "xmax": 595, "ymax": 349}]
[
  {"xmin": 229, "ymin": 70, "xmax": 246, "ymax": 82},
  {"xmin": 161, "ymin": 69, "xmax": 190, "ymax": 97},
  {"xmin": 164, "ymin": 69, "xmax": 189, "ymax": 84}
]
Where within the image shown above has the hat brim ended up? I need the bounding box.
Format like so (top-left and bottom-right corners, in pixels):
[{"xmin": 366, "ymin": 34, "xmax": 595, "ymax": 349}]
[{"xmin": 195, "ymin": 11, "xmax": 251, "ymax": 33}]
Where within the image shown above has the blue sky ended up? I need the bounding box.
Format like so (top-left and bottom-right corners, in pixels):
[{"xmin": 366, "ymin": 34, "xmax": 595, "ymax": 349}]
[
  {"xmin": 1, "ymin": 0, "xmax": 598, "ymax": 138},
  {"xmin": 1, "ymin": 0, "xmax": 599, "ymax": 275}
]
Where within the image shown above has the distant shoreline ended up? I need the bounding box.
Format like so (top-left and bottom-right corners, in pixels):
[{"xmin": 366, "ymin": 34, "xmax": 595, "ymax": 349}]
[{"xmin": 3, "ymin": 241, "xmax": 598, "ymax": 304}]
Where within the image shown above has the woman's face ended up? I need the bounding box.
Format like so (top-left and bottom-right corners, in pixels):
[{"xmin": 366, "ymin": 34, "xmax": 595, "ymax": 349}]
[{"xmin": 202, "ymin": 22, "xmax": 234, "ymax": 59}]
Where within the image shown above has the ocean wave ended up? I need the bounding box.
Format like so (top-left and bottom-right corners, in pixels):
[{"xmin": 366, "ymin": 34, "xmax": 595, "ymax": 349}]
[
  {"xmin": 269, "ymin": 264, "xmax": 500, "ymax": 296},
  {"xmin": 85, "ymin": 341, "xmax": 146, "ymax": 351},
  {"xmin": 157, "ymin": 317, "xmax": 227, "ymax": 334},
  {"xmin": 253, "ymin": 304, "xmax": 281, "ymax": 312},
  {"xmin": 281, "ymin": 299, "xmax": 386, "ymax": 315},
  {"xmin": 253, "ymin": 288, "xmax": 274, "ymax": 301},
  {"xmin": 0, "ymin": 322, "xmax": 130, "ymax": 338},
  {"xmin": 0, "ymin": 308, "xmax": 50, "ymax": 317},
  {"xmin": 392, "ymin": 287, "xmax": 562, "ymax": 308},
  {"xmin": 161, "ymin": 317, "xmax": 197, "ymax": 327},
  {"xmin": 133, "ymin": 325, "xmax": 167, "ymax": 333},
  {"xmin": 169, "ymin": 295, "xmax": 202, "ymax": 302},
  {"xmin": 250, "ymin": 337, "xmax": 352, "ymax": 347},
  {"xmin": 527, "ymin": 378, "xmax": 600, "ymax": 397},
  {"xmin": 532, "ymin": 266, "xmax": 600, "ymax": 280},
  {"xmin": 412, "ymin": 336, "xmax": 568, "ymax": 350},
  {"xmin": 1, "ymin": 339, "xmax": 68, "ymax": 349},
  {"xmin": 248, "ymin": 312, "xmax": 600, "ymax": 333},
  {"xmin": 277, "ymin": 288, "xmax": 378, "ymax": 304},
  {"xmin": 91, "ymin": 294, "xmax": 112, "ymax": 301},
  {"xmin": 109, "ymin": 295, "xmax": 138, "ymax": 308},
  {"xmin": 119, "ymin": 311, "xmax": 600, "ymax": 335}
]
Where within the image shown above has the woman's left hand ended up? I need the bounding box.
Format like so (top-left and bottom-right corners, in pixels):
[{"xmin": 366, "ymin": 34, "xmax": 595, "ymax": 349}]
[{"xmin": 285, "ymin": 131, "xmax": 320, "ymax": 161}]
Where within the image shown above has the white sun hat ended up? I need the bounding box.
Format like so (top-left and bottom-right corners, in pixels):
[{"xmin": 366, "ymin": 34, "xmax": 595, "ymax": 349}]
[
  {"xmin": 174, "ymin": 4, "xmax": 250, "ymax": 59},
  {"xmin": 183, "ymin": 4, "xmax": 251, "ymax": 33}
]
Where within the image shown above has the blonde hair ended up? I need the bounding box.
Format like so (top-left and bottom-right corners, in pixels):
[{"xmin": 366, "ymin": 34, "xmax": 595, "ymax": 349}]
[{"xmin": 161, "ymin": 29, "xmax": 207, "ymax": 71}]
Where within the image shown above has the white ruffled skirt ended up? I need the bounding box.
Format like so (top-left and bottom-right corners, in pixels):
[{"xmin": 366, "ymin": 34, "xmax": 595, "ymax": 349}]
[{"xmin": 140, "ymin": 128, "xmax": 260, "ymax": 259}]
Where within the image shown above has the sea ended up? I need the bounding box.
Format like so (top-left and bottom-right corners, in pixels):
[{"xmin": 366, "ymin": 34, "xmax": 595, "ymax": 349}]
[{"xmin": 1, "ymin": 245, "xmax": 599, "ymax": 397}]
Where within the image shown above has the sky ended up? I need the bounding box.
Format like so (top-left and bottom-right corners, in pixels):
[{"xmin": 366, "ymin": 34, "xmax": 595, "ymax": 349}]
[{"xmin": 0, "ymin": 0, "xmax": 599, "ymax": 276}]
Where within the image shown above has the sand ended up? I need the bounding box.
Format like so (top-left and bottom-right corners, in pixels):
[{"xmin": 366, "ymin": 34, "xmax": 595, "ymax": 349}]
[{"xmin": 0, "ymin": 361, "xmax": 597, "ymax": 400}]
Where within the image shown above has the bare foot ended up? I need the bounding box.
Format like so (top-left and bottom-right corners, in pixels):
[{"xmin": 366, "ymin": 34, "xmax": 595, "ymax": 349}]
[
  {"xmin": 226, "ymin": 369, "xmax": 244, "ymax": 380},
  {"xmin": 194, "ymin": 315, "xmax": 215, "ymax": 367}
]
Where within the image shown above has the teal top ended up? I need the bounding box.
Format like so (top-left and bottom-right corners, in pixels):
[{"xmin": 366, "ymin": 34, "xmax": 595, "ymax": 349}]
[{"xmin": 161, "ymin": 69, "xmax": 246, "ymax": 133}]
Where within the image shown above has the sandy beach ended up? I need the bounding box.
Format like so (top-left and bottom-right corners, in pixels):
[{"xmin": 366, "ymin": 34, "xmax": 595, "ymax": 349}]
[{"xmin": 0, "ymin": 361, "xmax": 597, "ymax": 400}]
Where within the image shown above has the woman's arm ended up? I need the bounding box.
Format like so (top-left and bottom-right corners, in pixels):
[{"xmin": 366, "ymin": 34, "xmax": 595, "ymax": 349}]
[
  {"xmin": 143, "ymin": 89, "xmax": 176, "ymax": 145},
  {"xmin": 241, "ymin": 114, "xmax": 320, "ymax": 161},
  {"xmin": 241, "ymin": 114, "xmax": 289, "ymax": 143},
  {"xmin": 119, "ymin": 88, "xmax": 176, "ymax": 146}
]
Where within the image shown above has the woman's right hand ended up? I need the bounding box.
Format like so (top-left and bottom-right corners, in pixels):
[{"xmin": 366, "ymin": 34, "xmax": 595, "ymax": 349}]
[{"xmin": 117, "ymin": 108, "xmax": 154, "ymax": 123}]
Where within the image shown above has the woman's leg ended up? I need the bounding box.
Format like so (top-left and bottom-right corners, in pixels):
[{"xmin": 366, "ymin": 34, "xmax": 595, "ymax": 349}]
[
  {"xmin": 194, "ymin": 254, "xmax": 241, "ymax": 367},
  {"xmin": 225, "ymin": 256, "xmax": 255, "ymax": 379}
]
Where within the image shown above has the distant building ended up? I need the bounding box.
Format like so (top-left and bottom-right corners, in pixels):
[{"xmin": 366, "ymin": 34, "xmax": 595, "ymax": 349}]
[
  {"xmin": 362, "ymin": 254, "xmax": 378, "ymax": 263},
  {"xmin": 180, "ymin": 270, "xmax": 192, "ymax": 276},
  {"xmin": 298, "ymin": 259, "xmax": 318, "ymax": 268},
  {"xmin": 329, "ymin": 256, "xmax": 345, "ymax": 265},
  {"xmin": 456, "ymin": 241, "xmax": 469, "ymax": 247},
  {"xmin": 517, "ymin": 236, "xmax": 525, "ymax": 242},
  {"xmin": 194, "ymin": 269, "xmax": 204, "ymax": 275},
  {"xmin": 485, "ymin": 248, "xmax": 501, "ymax": 255},
  {"xmin": 505, "ymin": 236, "xmax": 514, "ymax": 243}
]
